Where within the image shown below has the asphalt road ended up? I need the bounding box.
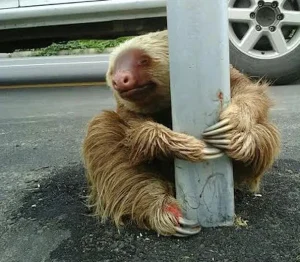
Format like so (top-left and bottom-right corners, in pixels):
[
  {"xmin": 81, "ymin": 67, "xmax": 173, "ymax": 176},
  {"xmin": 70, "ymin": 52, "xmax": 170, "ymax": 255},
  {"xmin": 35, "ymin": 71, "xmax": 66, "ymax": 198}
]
[{"xmin": 0, "ymin": 85, "xmax": 299, "ymax": 262}]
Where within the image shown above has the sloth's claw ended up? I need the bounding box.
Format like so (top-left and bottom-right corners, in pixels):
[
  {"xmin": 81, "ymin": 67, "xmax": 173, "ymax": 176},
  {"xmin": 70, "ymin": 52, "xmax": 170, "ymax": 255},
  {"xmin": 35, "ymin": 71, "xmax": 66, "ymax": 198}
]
[
  {"xmin": 203, "ymin": 147, "xmax": 222, "ymax": 154},
  {"xmin": 175, "ymin": 226, "xmax": 200, "ymax": 236},
  {"xmin": 179, "ymin": 217, "xmax": 199, "ymax": 227},
  {"xmin": 204, "ymin": 139, "xmax": 230, "ymax": 150},
  {"xmin": 203, "ymin": 119, "xmax": 230, "ymax": 133},
  {"xmin": 202, "ymin": 124, "xmax": 234, "ymax": 136},
  {"xmin": 204, "ymin": 134, "xmax": 230, "ymax": 139},
  {"xmin": 202, "ymin": 152, "xmax": 224, "ymax": 159},
  {"xmin": 173, "ymin": 218, "xmax": 201, "ymax": 237},
  {"xmin": 202, "ymin": 118, "xmax": 234, "ymax": 137},
  {"xmin": 209, "ymin": 145, "xmax": 230, "ymax": 150},
  {"xmin": 164, "ymin": 206, "xmax": 201, "ymax": 237},
  {"xmin": 202, "ymin": 147, "xmax": 224, "ymax": 159},
  {"xmin": 204, "ymin": 138, "xmax": 231, "ymax": 150},
  {"xmin": 204, "ymin": 139, "xmax": 230, "ymax": 145}
]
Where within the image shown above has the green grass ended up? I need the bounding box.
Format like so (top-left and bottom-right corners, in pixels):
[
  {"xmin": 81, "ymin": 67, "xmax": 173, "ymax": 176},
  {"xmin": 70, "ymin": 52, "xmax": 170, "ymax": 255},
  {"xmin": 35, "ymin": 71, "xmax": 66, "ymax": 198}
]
[{"xmin": 15, "ymin": 37, "xmax": 133, "ymax": 56}]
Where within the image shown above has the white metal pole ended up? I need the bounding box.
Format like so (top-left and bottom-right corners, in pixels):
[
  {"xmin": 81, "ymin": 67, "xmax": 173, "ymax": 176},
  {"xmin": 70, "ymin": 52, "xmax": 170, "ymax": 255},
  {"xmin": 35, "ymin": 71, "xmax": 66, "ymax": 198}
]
[{"xmin": 166, "ymin": 0, "xmax": 235, "ymax": 227}]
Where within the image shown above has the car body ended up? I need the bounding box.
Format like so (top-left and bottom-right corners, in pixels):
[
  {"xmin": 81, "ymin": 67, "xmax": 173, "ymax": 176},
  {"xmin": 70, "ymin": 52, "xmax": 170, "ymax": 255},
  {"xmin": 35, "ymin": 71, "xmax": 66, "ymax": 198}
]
[
  {"xmin": 1, "ymin": 0, "xmax": 300, "ymax": 84},
  {"xmin": 0, "ymin": 0, "xmax": 167, "ymax": 52}
]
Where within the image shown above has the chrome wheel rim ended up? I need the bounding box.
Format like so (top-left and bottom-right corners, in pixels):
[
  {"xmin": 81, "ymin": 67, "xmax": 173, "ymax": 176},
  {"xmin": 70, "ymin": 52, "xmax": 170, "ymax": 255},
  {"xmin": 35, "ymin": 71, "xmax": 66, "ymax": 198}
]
[{"xmin": 228, "ymin": 0, "xmax": 300, "ymax": 59}]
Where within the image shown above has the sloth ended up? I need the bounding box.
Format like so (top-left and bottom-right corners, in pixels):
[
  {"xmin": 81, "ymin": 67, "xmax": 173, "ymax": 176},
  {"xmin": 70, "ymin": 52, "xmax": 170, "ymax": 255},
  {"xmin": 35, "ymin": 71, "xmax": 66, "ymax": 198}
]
[{"xmin": 82, "ymin": 30, "xmax": 280, "ymax": 237}]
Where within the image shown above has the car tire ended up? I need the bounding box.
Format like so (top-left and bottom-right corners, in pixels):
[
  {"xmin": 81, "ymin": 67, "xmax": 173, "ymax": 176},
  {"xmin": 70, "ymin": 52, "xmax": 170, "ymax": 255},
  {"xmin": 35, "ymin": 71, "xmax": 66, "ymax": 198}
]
[
  {"xmin": 228, "ymin": 0, "xmax": 300, "ymax": 85},
  {"xmin": 229, "ymin": 40, "xmax": 300, "ymax": 85}
]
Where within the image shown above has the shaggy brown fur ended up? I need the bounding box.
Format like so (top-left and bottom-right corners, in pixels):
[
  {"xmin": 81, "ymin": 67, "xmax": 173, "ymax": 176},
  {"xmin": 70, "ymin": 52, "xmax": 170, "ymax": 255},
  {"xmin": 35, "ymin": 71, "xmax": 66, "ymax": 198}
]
[
  {"xmin": 222, "ymin": 66, "xmax": 280, "ymax": 191},
  {"xmin": 82, "ymin": 30, "xmax": 281, "ymax": 236}
]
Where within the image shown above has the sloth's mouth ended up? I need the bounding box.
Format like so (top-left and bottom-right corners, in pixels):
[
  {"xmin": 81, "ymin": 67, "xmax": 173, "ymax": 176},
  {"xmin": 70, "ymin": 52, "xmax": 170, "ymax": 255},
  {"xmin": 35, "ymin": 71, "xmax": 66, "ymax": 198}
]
[{"xmin": 119, "ymin": 81, "xmax": 157, "ymax": 100}]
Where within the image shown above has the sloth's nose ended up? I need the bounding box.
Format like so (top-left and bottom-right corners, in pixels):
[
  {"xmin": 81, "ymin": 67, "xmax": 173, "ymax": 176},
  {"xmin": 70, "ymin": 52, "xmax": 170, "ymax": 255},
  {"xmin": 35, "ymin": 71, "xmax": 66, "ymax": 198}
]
[{"xmin": 112, "ymin": 71, "xmax": 137, "ymax": 92}]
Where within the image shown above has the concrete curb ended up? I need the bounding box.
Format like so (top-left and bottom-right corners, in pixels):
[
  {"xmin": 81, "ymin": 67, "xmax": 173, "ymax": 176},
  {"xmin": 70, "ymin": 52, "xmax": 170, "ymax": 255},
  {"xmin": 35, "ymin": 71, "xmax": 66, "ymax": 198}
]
[
  {"xmin": 0, "ymin": 48, "xmax": 113, "ymax": 59},
  {"xmin": 0, "ymin": 54, "xmax": 110, "ymax": 86}
]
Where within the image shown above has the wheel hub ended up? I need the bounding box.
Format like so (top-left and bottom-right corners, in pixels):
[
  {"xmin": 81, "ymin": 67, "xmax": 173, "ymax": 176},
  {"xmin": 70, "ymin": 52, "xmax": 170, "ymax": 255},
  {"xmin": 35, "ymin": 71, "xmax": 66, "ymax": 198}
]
[
  {"xmin": 256, "ymin": 6, "xmax": 277, "ymax": 26},
  {"xmin": 228, "ymin": 0, "xmax": 300, "ymax": 59}
]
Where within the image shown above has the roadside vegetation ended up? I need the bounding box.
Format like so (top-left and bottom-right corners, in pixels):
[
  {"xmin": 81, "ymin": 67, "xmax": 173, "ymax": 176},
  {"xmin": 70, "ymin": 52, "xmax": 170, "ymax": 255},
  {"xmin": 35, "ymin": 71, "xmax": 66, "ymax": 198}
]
[{"xmin": 13, "ymin": 37, "xmax": 133, "ymax": 57}]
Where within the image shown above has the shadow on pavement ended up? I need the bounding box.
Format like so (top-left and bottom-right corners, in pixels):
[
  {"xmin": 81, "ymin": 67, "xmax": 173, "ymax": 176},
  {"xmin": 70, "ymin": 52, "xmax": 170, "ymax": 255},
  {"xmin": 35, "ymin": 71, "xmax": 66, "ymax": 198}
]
[{"xmin": 12, "ymin": 159, "xmax": 300, "ymax": 262}]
